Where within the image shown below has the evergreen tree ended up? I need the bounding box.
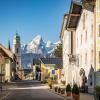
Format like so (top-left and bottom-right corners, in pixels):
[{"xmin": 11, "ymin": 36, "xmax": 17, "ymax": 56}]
[{"xmin": 54, "ymin": 43, "xmax": 62, "ymax": 57}]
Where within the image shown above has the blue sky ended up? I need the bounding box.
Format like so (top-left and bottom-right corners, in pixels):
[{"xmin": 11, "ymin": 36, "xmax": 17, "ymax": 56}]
[{"xmin": 0, "ymin": 0, "xmax": 71, "ymax": 47}]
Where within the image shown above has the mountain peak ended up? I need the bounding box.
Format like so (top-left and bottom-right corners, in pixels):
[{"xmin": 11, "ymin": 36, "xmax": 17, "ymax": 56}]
[
  {"xmin": 46, "ymin": 41, "xmax": 52, "ymax": 48},
  {"xmin": 34, "ymin": 35, "xmax": 42, "ymax": 41},
  {"xmin": 21, "ymin": 34, "xmax": 59, "ymax": 55},
  {"xmin": 29, "ymin": 35, "xmax": 43, "ymax": 45}
]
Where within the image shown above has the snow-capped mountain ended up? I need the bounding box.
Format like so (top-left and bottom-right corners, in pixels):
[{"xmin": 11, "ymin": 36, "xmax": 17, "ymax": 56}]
[
  {"xmin": 21, "ymin": 35, "xmax": 60, "ymax": 69},
  {"xmin": 21, "ymin": 35, "xmax": 59, "ymax": 56}
]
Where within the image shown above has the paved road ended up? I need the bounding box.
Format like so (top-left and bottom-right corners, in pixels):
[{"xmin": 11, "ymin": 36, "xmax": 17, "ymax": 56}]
[{"xmin": 2, "ymin": 80, "xmax": 68, "ymax": 100}]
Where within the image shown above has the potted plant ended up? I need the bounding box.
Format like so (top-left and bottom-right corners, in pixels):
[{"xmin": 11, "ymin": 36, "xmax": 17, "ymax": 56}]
[
  {"xmin": 95, "ymin": 86, "xmax": 100, "ymax": 100},
  {"xmin": 54, "ymin": 86, "xmax": 58, "ymax": 92},
  {"xmin": 66, "ymin": 84, "xmax": 71, "ymax": 96},
  {"xmin": 61, "ymin": 88, "xmax": 65, "ymax": 94},
  {"xmin": 58, "ymin": 87, "xmax": 61, "ymax": 93},
  {"xmin": 72, "ymin": 84, "xmax": 80, "ymax": 100},
  {"xmin": 47, "ymin": 78, "xmax": 54, "ymax": 89},
  {"xmin": 61, "ymin": 80, "xmax": 66, "ymax": 86}
]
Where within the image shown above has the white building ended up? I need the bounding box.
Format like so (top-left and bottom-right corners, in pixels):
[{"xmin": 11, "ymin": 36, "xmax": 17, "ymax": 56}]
[
  {"xmin": 60, "ymin": 14, "xmax": 73, "ymax": 85},
  {"xmin": 61, "ymin": 1, "xmax": 95, "ymax": 93}
]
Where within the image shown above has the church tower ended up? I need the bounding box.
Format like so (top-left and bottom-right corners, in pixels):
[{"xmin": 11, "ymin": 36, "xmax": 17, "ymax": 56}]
[{"xmin": 13, "ymin": 32, "xmax": 21, "ymax": 68}]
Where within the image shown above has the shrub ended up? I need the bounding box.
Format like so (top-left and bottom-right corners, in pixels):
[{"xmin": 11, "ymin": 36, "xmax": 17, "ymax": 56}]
[
  {"xmin": 58, "ymin": 87, "xmax": 61, "ymax": 93},
  {"xmin": 61, "ymin": 88, "xmax": 65, "ymax": 94},
  {"xmin": 66, "ymin": 84, "xmax": 71, "ymax": 92},
  {"xmin": 72, "ymin": 84, "xmax": 80, "ymax": 94},
  {"xmin": 49, "ymin": 84, "xmax": 52, "ymax": 89},
  {"xmin": 41, "ymin": 79, "xmax": 47, "ymax": 84},
  {"xmin": 61, "ymin": 80, "xmax": 66, "ymax": 85},
  {"xmin": 95, "ymin": 86, "xmax": 100, "ymax": 100},
  {"xmin": 47, "ymin": 78, "xmax": 54, "ymax": 89},
  {"xmin": 54, "ymin": 86, "xmax": 58, "ymax": 92}
]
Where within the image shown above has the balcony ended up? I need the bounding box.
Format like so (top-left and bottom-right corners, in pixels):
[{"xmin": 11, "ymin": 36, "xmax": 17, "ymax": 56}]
[
  {"xmin": 66, "ymin": 1, "xmax": 82, "ymax": 30},
  {"xmin": 69, "ymin": 54, "xmax": 77, "ymax": 63},
  {"xmin": 68, "ymin": 54, "xmax": 79, "ymax": 66}
]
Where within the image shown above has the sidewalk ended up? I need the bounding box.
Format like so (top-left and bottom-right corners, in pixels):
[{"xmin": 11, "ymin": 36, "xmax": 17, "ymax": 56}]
[
  {"xmin": 0, "ymin": 90, "xmax": 10, "ymax": 100},
  {"xmin": 80, "ymin": 93, "xmax": 94, "ymax": 100},
  {"xmin": 0, "ymin": 85, "xmax": 10, "ymax": 100}
]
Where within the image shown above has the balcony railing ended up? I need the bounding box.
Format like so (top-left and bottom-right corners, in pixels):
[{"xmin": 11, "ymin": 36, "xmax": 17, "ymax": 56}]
[
  {"xmin": 69, "ymin": 54, "xmax": 77, "ymax": 63},
  {"xmin": 68, "ymin": 54, "xmax": 79, "ymax": 66}
]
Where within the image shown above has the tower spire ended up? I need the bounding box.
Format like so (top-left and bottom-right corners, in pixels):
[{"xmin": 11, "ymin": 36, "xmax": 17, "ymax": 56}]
[
  {"xmin": 8, "ymin": 39, "xmax": 11, "ymax": 50},
  {"xmin": 16, "ymin": 30, "xmax": 18, "ymax": 36}
]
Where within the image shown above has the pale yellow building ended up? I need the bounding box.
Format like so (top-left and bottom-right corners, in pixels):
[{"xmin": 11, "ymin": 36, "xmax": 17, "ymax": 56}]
[
  {"xmin": 96, "ymin": 0, "xmax": 100, "ymax": 86},
  {"xmin": 40, "ymin": 58, "xmax": 63, "ymax": 83},
  {"xmin": 0, "ymin": 44, "xmax": 16, "ymax": 82}
]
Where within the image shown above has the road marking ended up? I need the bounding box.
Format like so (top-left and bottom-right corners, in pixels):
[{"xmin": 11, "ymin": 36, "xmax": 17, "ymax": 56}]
[
  {"xmin": 8, "ymin": 85, "xmax": 49, "ymax": 90},
  {"xmin": 0, "ymin": 92, "xmax": 11, "ymax": 100}
]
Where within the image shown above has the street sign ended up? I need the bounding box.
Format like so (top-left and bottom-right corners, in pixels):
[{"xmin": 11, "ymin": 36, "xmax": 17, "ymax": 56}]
[{"xmin": 52, "ymin": 70, "xmax": 55, "ymax": 74}]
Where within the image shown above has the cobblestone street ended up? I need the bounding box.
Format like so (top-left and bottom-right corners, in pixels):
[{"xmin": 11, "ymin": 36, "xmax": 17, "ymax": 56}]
[
  {"xmin": 0, "ymin": 81, "xmax": 69, "ymax": 100},
  {"xmin": 0, "ymin": 81, "xmax": 95, "ymax": 100}
]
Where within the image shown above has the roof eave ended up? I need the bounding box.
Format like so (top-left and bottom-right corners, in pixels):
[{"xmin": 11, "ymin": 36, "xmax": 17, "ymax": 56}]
[
  {"xmin": 60, "ymin": 14, "xmax": 68, "ymax": 38},
  {"xmin": 66, "ymin": 1, "xmax": 82, "ymax": 31}
]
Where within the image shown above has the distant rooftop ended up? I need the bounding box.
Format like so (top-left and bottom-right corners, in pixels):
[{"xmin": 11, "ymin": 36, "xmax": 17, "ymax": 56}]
[{"xmin": 40, "ymin": 58, "xmax": 63, "ymax": 69}]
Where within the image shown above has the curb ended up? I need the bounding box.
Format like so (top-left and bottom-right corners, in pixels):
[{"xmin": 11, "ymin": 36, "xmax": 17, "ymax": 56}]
[{"xmin": 48, "ymin": 89, "xmax": 74, "ymax": 100}]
